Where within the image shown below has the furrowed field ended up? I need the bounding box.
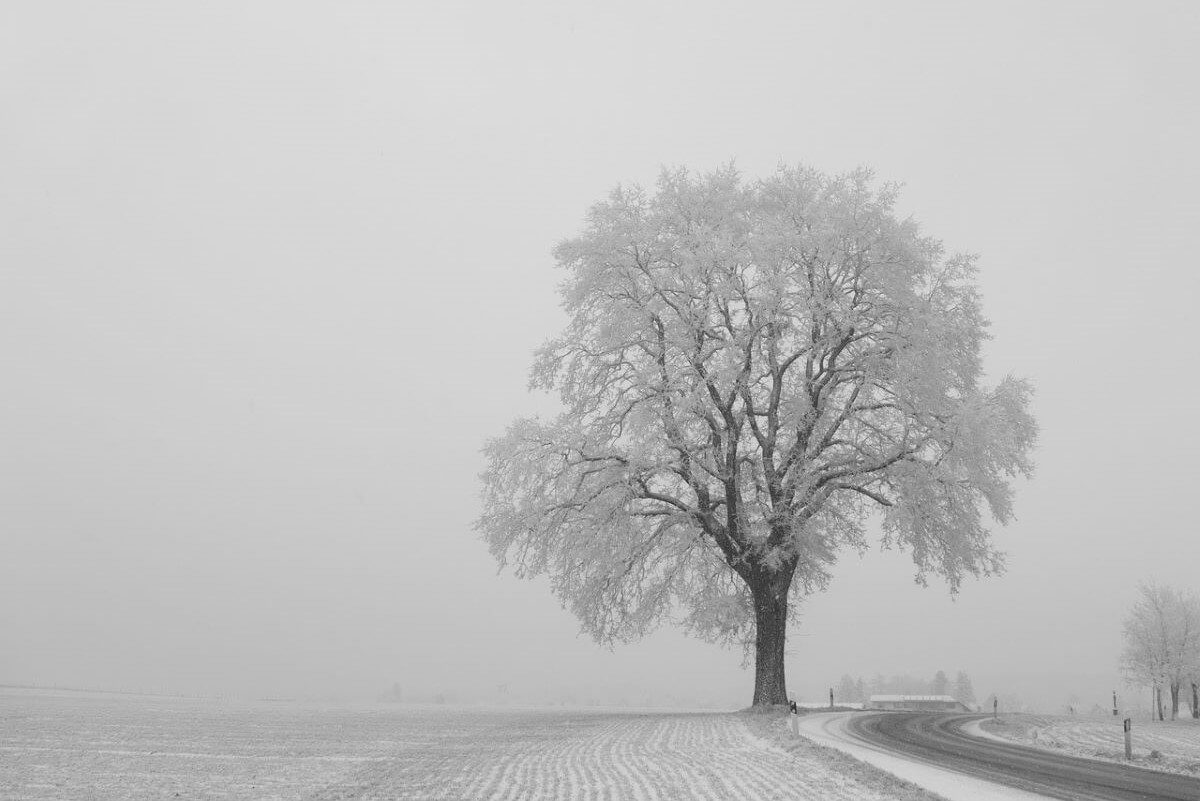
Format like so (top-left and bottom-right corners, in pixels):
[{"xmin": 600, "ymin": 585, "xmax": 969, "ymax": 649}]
[{"xmin": 1, "ymin": 689, "xmax": 937, "ymax": 800}]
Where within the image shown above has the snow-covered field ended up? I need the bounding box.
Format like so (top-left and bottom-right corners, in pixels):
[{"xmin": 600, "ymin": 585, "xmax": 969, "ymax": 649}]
[
  {"xmin": 0, "ymin": 689, "xmax": 941, "ymax": 800},
  {"xmin": 981, "ymin": 714, "xmax": 1200, "ymax": 776}
]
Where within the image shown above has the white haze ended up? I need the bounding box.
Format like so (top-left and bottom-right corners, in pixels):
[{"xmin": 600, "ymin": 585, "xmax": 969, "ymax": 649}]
[{"xmin": 2, "ymin": 1, "xmax": 1198, "ymax": 712}]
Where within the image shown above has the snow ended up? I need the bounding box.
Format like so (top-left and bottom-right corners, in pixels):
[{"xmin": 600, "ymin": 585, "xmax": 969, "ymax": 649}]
[
  {"xmin": 792, "ymin": 712, "xmax": 1050, "ymax": 801},
  {"xmin": 1, "ymin": 689, "xmax": 946, "ymax": 800},
  {"xmin": 978, "ymin": 714, "xmax": 1200, "ymax": 777}
]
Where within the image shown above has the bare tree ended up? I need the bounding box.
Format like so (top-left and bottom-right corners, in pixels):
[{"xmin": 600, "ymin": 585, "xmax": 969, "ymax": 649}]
[
  {"xmin": 1121, "ymin": 583, "xmax": 1200, "ymax": 720},
  {"xmin": 478, "ymin": 165, "xmax": 1037, "ymax": 706}
]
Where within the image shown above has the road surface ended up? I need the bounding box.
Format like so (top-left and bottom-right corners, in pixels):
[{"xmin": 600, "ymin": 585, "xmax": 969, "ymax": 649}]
[{"xmin": 840, "ymin": 712, "xmax": 1200, "ymax": 801}]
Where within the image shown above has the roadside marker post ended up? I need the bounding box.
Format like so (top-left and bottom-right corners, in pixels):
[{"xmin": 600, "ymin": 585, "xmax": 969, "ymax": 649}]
[{"xmin": 1123, "ymin": 718, "xmax": 1132, "ymax": 760}]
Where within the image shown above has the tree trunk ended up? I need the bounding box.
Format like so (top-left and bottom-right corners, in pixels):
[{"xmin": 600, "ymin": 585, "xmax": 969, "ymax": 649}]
[
  {"xmin": 749, "ymin": 574, "xmax": 790, "ymax": 707},
  {"xmin": 1170, "ymin": 682, "xmax": 1180, "ymax": 720},
  {"xmin": 1192, "ymin": 682, "xmax": 1198, "ymax": 719},
  {"xmin": 1154, "ymin": 686, "xmax": 1164, "ymax": 721}
]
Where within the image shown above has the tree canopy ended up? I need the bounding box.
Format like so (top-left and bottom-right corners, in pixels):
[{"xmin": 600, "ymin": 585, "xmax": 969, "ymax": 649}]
[
  {"xmin": 1121, "ymin": 582, "xmax": 1200, "ymax": 719},
  {"xmin": 478, "ymin": 165, "xmax": 1036, "ymax": 704}
]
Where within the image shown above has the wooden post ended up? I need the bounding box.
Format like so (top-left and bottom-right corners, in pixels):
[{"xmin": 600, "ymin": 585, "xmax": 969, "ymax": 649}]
[
  {"xmin": 829, "ymin": 688, "xmax": 834, "ymax": 710},
  {"xmin": 1123, "ymin": 718, "xmax": 1132, "ymax": 760},
  {"xmin": 993, "ymin": 697, "xmax": 998, "ymax": 719}
]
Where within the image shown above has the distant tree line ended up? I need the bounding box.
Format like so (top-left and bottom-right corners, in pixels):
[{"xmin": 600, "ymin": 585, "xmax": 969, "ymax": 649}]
[
  {"xmin": 835, "ymin": 670, "xmax": 976, "ymax": 706},
  {"xmin": 1121, "ymin": 582, "xmax": 1200, "ymax": 721}
]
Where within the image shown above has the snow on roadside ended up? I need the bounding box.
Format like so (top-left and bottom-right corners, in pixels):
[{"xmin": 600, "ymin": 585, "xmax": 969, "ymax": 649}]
[
  {"xmin": 790, "ymin": 712, "xmax": 1049, "ymax": 801},
  {"xmin": 980, "ymin": 714, "xmax": 1200, "ymax": 778},
  {"xmin": 740, "ymin": 712, "xmax": 949, "ymax": 801}
]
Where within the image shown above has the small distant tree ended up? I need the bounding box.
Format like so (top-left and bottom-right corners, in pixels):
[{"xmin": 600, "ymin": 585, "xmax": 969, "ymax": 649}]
[
  {"xmin": 855, "ymin": 676, "xmax": 867, "ymax": 704},
  {"xmin": 837, "ymin": 674, "xmax": 859, "ymax": 704},
  {"xmin": 479, "ymin": 165, "xmax": 1037, "ymax": 706},
  {"xmin": 1120, "ymin": 583, "xmax": 1200, "ymax": 720},
  {"xmin": 954, "ymin": 670, "xmax": 976, "ymax": 706},
  {"xmin": 930, "ymin": 670, "xmax": 949, "ymax": 696}
]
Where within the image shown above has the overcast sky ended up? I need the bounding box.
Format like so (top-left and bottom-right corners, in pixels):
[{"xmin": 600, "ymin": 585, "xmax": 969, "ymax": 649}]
[{"xmin": 3, "ymin": 1, "xmax": 1198, "ymax": 711}]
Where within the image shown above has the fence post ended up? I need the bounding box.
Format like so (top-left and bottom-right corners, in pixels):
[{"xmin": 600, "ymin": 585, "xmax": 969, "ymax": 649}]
[{"xmin": 1123, "ymin": 718, "xmax": 1132, "ymax": 760}]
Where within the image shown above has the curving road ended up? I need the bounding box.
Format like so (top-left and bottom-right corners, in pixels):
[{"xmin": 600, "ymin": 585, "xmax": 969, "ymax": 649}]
[{"xmin": 846, "ymin": 712, "xmax": 1200, "ymax": 801}]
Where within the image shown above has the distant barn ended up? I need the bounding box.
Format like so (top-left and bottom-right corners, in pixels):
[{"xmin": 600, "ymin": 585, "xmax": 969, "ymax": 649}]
[{"xmin": 867, "ymin": 694, "xmax": 972, "ymax": 712}]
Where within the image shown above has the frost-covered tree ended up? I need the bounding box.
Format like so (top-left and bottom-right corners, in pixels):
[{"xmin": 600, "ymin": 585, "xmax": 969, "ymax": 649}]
[
  {"xmin": 1169, "ymin": 592, "xmax": 1200, "ymax": 719},
  {"xmin": 1121, "ymin": 583, "xmax": 1200, "ymax": 720},
  {"xmin": 478, "ymin": 165, "xmax": 1037, "ymax": 706},
  {"xmin": 930, "ymin": 670, "xmax": 949, "ymax": 696},
  {"xmin": 1191, "ymin": 663, "xmax": 1199, "ymax": 719},
  {"xmin": 1183, "ymin": 594, "xmax": 1200, "ymax": 719},
  {"xmin": 1182, "ymin": 593, "xmax": 1200, "ymax": 719}
]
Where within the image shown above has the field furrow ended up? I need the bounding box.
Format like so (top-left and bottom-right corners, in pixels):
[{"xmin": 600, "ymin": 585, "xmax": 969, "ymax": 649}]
[{"xmin": 2, "ymin": 689, "xmax": 942, "ymax": 800}]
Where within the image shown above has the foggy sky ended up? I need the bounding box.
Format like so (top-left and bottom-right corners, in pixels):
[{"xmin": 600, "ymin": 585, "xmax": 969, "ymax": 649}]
[{"xmin": 3, "ymin": 1, "xmax": 1198, "ymax": 711}]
